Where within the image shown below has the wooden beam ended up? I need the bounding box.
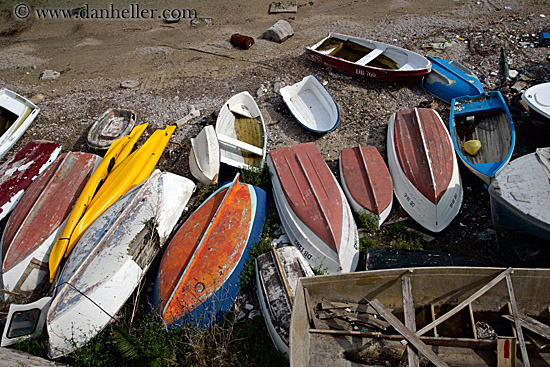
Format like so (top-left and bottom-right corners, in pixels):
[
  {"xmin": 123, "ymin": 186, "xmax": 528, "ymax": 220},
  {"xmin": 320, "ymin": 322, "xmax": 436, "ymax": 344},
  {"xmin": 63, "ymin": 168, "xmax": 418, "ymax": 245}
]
[
  {"xmin": 430, "ymin": 304, "xmax": 439, "ymax": 337},
  {"xmin": 369, "ymin": 298, "xmax": 450, "ymax": 367},
  {"xmin": 469, "ymin": 304, "xmax": 478, "ymax": 339},
  {"xmin": 505, "ymin": 273, "xmax": 531, "ymax": 367},
  {"xmin": 309, "ymin": 328, "xmax": 498, "ymax": 349},
  {"xmin": 415, "ymin": 268, "xmax": 512, "ymax": 337},
  {"xmin": 304, "ymin": 287, "xmax": 320, "ymax": 329},
  {"xmin": 502, "ymin": 314, "xmax": 550, "ymax": 342},
  {"xmin": 402, "ymin": 276, "xmax": 420, "ymax": 367}
]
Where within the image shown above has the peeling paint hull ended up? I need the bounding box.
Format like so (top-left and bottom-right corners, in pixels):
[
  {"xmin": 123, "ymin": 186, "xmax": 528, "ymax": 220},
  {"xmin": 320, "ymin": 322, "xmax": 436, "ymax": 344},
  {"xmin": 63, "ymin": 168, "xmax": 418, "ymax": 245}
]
[
  {"xmin": 152, "ymin": 174, "xmax": 267, "ymax": 329},
  {"xmin": 46, "ymin": 170, "xmax": 195, "ymax": 359},
  {"xmin": 1, "ymin": 152, "xmax": 101, "ymax": 300},
  {"xmin": 0, "ymin": 141, "xmax": 61, "ymax": 222}
]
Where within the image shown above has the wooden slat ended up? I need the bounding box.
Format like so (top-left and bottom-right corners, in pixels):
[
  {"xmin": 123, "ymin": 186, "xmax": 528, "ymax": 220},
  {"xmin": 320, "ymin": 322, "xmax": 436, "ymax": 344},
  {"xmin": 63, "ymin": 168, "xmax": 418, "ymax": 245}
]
[
  {"xmin": 505, "ymin": 273, "xmax": 531, "ymax": 367},
  {"xmin": 310, "ymin": 329, "xmax": 500, "ymax": 349},
  {"xmin": 217, "ymin": 133, "xmax": 263, "ymax": 156},
  {"xmin": 272, "ymin": 249, "xmax": 294, "ymax": 306},
  {"xmin": 304, "ymin": 287, "xmax": 320, "ymax": 329},
  {"xmin": 415, "ymin": 268, "xmax": 512, "ymax": 337},
  {"xmin": 469, "ymin": 304, "xmax": 478, "ymax": 339},
  {"xmin": 317, "ymin": 309, "xmax": 389, "ymax": 329},
  {"xmin": 502, "ymin": 314, "xmax": 550, "ymax": 342},
  {"xmin": 402, "ymin": 276, "xmax": 420, "ymax": 367},
  {"xmin": 431, "ymin": 304, "xmax": 439, "ymax": 337},
  {"xmin": 369, "ymin": 298, "xmax": 450, "ymax": 367}
]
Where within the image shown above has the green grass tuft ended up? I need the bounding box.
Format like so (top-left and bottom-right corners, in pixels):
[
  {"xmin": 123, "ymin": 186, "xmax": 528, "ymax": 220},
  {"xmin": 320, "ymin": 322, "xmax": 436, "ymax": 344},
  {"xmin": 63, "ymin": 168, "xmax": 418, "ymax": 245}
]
[
  {"xmin": 357, "ymin": 210, "xmax": 378, "ymax": 232},
  {"xmin": 387, "ymin": 222, "xmax": 424, "ymax": 250}
]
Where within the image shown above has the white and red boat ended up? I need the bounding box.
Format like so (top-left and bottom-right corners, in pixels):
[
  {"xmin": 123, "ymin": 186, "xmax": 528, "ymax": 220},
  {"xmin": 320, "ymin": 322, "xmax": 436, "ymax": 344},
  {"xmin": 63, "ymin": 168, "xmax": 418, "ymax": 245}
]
[
  {"xmin": 387, "ymin": 108, "xmax": 462, "ymax": 232},
  {"xmin": 339, "ymin": 146, "xmax": 393, "ymax": 229},
  {"xmin": 306, "ymin": 33, "xmax": 431, "ymax": 82},
  {"xmin": 268, "ymin": 142, "xmax": 359, "ymax": 274}
]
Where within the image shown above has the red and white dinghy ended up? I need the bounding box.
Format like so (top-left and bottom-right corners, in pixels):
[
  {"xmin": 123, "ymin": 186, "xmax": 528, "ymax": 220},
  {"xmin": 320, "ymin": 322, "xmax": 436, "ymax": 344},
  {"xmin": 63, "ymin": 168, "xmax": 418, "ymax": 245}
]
[
  {"xmin": 1, "ymin": 152, "xmax": 101, "ymax": 299},
  {"xmin": 387, "ymin": 108, "xmax": 462, "ymax": 232},
  {"xmin": 339, "ymin": 146, "xmax": 393, "ymax": 229},
  {"xmin": 306, "ymin": 33, "xmax": 431, "ymax": 82},
  {"xmin": 267, "ymin": 142, "xmax": 359, "ymax": 274}
]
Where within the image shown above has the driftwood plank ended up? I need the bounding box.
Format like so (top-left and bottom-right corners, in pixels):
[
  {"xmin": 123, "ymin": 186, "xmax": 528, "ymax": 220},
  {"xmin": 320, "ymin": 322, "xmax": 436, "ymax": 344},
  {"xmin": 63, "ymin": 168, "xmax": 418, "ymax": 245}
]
[
  {"xmin": 415, "ymin": 267, "xmax": 512, "ymax": 337},
  {"xmin": 320, "ymin": 299, "xmax": 379, "ymax": 314},
  {"xmin": 317, "ymin": 310, "xmax": 389, "ymax": 329},
  {"xmin": 309, "ymin": 329, "xmax": 501, "ymax": 349},
  {"xmin": 505, "ymin": 273, "xmax": 531, "ymax": 367},
  {"xmin": 502, "ymin": 314, "xmax": 550, "ymax": 341},
  {"xmin": 369, "ymin": 298, "xmax": 450, "ymax": 367},
  {"xmin": 304, "ymin": 287, "xmax": 320, "ymax": 329},
  {"xmin": 402, "ymin": 276, "xmax": 420, "ymax": 367}
]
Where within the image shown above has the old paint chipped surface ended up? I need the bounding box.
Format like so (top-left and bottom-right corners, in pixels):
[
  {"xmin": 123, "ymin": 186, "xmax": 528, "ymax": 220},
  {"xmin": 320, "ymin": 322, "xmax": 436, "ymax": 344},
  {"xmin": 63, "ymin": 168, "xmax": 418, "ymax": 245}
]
[
  {"xmin": 394, "ymin": 108, "xmax": 453, "ymax": 204},
  {"xmin": 0, "ymin": 141, "xmax": 61, "ymax": 220},
  {"xmin": 256, "ymin": 247, "xmax": 313, "ymax": 352},
  {"xmin": 340, "ymin": 146, "xmax": 393, "ymax": 216},
  {"xmin": 47, "ymin": 170, "xmax": 194, "ymax": 358},
  {"xmin": 2, "ymin": 152, "xmax": 100, "ymax": 274},
  {"xmin": 156, "ymin": 177, "xmax": 263, "ymax": 326},
  {"xmin": 269, "ymin": 142, "xmax": 342, "ymax": 252}
]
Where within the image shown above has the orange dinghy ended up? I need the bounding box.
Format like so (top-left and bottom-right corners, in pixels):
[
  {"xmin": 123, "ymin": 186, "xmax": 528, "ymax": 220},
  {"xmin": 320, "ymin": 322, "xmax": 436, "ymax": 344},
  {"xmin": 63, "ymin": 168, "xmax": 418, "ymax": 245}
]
[{"xmin": 152, "ymin": 174, "xmax": 267, "ymax": 328}]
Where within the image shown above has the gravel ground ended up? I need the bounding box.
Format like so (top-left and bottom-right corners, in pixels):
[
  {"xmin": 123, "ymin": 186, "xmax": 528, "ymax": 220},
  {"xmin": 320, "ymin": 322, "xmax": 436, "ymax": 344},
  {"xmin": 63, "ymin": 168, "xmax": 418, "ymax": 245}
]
[{"xmin": 1, "ymin": 0, "xmax": 550, "ymax": 284}]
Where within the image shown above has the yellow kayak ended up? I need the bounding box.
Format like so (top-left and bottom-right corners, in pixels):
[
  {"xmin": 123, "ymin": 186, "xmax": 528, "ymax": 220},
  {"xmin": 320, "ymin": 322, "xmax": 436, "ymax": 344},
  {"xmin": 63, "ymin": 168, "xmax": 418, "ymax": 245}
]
[{"xmin": 49, "ymin": 125, "xmax": 175, "ymax": 282}]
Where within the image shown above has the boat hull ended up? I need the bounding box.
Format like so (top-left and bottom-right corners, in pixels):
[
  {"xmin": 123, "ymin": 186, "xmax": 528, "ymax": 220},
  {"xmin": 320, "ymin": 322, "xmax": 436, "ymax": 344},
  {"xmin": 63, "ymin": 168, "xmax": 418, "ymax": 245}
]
[
  {"xmin": 86, "ymin": 108, "xmax": 136, "ymax": 150},
  {"xmin": 268, "ymin": 142, "xmax": 359, "ymax": 274},
  {"xmin": 255, "ymin": 246, "xmax": 314, "ymax": 358},
  {"xmin": 152, "ymin": 175, "xmax": 267, "ymax": 328},
  {"xmin": 0, "ymin": 89, "xmax": 40, "ymax": 159},
  {"xmin": 450, "ymin": 91, "xmax": 515, "ymax": 184},
  {"xmin": 423, "ymin": 57, "xmax": 484, "ymax": 103},
  {"xmin": 306, "ymin": 33, "xmax": 431, "ymax": 82},
  {"xmin": 388, "ymin": 108, "xmax": 462, "ymax": 232},
  {"xmin": 215, "ymin": 91, "xmax": 267, "ymax": 170},
  {"xmin": 339, "ymin": 146, "xmax": 393, "ymax": 229},
  {"xmin": 1, "ymin": 152, "xmax": 101, "ymax": 299},
  {"xmin": 291, "ymin": 267, "xmax": 550, "ymax": 367},
  {"xmin": 189, "ymin": 125, "xmax": 220, "ymax": 185},
  {"xmin": 0, "ymin": 141, "xmax": 61, "ymax": 222},
  {"xmin": 46, "ymin": 170, "xmax": 195, "ymax": 358},
  {"xmin": 280, "ymin": 75, "xmax": 340, "ymax": 133},
  {"xmin": 488, "ymin": 148, "xmax": 550, "ymax": 240}
]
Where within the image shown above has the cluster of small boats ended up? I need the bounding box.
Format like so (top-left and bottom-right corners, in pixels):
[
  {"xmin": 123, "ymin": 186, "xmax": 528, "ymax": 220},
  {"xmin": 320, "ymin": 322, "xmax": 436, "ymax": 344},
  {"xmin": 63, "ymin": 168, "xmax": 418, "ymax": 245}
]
[{"xmin": 0, "ymin": 31, "xmax": 548, "ymax": 363}]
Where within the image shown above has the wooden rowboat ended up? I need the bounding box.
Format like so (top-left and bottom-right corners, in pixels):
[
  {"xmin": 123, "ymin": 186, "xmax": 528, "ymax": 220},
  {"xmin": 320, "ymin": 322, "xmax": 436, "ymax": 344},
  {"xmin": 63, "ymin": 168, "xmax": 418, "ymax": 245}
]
[
  {"xmin": 267, "ymin": 142, "xmax": 359, "ymax": 274},
  {"xmin": 255, "ymin": 246, "xmax": 314, "ymax": 358},
  {"xmin": 387, "ymin": 108, "xmax": 462, "ymax": 232},
  {"xmin": 0, "ymin": 89, "xmax": 40, "ymax": 160},
  {"xmin": 0, "ymin": 141, "xmax": 61, "ymax": 222},
  {"xmin": 1, "ymin": 152, "xmax": 101, "ymax": 301},
  {"xmin": 152, "ymin": 174, "xmax": 267, "ymax": 328},
  {"xmin": 306, "ymin": 33, "xmax": 431, "ymax": 82},
  {"xmin": 422, "ymin": 57, "xmax": 484, "ymax": 103},
  {"xmin": 291, "ymin": 267, "xmax": 550, "ymax": 367},
  {"xmin": 86, "ymin": 108, "xmax": 136, "ymax": 150},
  {"xmin": 215, "ymin": 91, "xmax": 266, "ymax": 170},
  {"xmin": 189, "ymin": 125, "xmax": 220, "ymax": 185},
  {"xmin": 279, "ymin": 75, "xmax": 340, "ymax": 133},
  {"xmin": 450, "ymin": 91, "xmax": 516, "ymax": 184},
  {"xmin": 489, "ymin": 148, "xmax": 550, "ymax": 240},
  {"xmin": 339, "ymin": 146, "xmax": 393, "ymax": 229}
]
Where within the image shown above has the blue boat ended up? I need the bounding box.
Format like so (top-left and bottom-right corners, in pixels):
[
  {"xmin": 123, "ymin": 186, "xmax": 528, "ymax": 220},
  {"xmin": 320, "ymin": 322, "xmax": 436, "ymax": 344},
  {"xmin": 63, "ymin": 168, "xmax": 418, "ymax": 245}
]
[
  {"xmin": 450, "ymin": 91, "xmax": 515, "ymax": 184},
  {"xmin": 423, "ymin": 57, "xmax": 484, "ymax": 103},
  {"xmin": 151, "ymin": 174, "xmax": 267, "ymax": 328}
]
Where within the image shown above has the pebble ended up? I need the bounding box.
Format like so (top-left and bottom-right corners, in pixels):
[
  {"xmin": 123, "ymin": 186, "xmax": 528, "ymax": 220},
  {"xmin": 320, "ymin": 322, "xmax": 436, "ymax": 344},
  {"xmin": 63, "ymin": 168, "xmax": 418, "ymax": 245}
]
[
  {"xmin": 39, "ymin": 70, "xmax": 60, "ymax": 80},
  {"xmin": 248, "ymin": 310, "xmax": 261, "ymax": 319},
  {"xmin": 120, "ymin": 79, "xmax": 140, "ymax": 89}
]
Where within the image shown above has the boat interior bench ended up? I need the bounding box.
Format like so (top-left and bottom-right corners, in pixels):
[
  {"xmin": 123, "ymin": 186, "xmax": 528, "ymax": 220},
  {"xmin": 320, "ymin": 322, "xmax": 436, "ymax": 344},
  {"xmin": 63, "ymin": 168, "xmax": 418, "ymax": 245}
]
[{"xmin": 217, "ymin": 133, "xmax": 263, "ymax": 156}]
